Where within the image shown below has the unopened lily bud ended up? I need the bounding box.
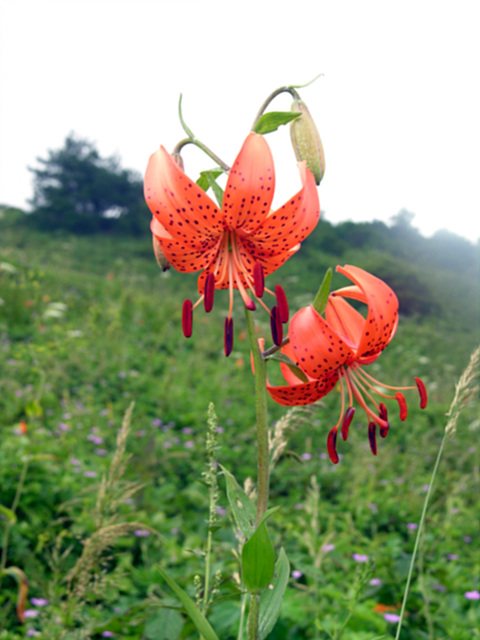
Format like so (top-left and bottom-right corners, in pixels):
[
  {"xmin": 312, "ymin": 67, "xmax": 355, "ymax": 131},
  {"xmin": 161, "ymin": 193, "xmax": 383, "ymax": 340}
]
[
  {"xmin": 290, "ymin": 99, "xmax": 325, "ymax": 184},
  {"xmin": 152, "ymin": 234, "xmax": 171, "ymax": 272}
]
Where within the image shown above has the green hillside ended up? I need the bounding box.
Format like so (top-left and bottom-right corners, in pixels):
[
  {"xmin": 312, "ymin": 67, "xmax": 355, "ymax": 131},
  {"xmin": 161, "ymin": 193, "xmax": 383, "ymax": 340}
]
[{"xmin": 0, "ymin": 208, "xmax": 479, "ymax": 639}]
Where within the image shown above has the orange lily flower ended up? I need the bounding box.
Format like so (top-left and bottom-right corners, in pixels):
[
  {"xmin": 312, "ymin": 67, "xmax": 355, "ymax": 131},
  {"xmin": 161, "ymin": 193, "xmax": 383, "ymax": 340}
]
[
  {"xmin": 266, "ymin": 265, "xmax": 427, "ymax": 462},
  {"xmin": 144, "ymin": 132, "xmax": 320, "ymax": 355}
]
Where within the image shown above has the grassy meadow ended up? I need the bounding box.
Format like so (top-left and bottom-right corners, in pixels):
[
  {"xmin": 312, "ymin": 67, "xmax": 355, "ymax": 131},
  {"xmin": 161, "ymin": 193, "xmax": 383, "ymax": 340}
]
[{"xmin": 0, "ymin": 209, "xmax": 479, "ymax": 639}]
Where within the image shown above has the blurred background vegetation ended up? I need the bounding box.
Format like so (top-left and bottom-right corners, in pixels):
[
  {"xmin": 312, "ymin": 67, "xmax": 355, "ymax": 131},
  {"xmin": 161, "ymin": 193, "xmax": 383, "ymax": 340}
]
[{"xmin": 0, "ymin": 135, "xmax": 478, "ymax": 639}]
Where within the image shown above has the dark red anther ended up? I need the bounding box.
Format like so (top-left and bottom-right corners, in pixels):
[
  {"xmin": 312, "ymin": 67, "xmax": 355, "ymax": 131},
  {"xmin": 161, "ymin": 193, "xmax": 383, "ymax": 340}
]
[
  {"xmin": 224, "ymin": 317, "xmax": 234, "ymax": 357},
  {"xmin": 253, "ymin": 262, "xmax": 265, "ymax": 298},
  {"xmin": 275, "ymin": 285, "xmax": 289, "ymax": 323},
  {"xmin": 415, "ymin": 377, "xmax": 428, "ymax": 409},
  {"xmin": 204, "ymin": 273, "xmax": 215, "ymax": 313},
  {"xmin": 341, "ymin": 406, "xmax": 355, "ymax": 441},
  {"xmin": 270, "ymin": 306, "xmax": 283, "ymax": 346},
  {"xmin": 378, "ymin": 402, "xmax": 390, "ymax": 438},
  {"xmin": 327, "ymin": 427, "xmax": 339, "ymax": 464},
  {"xmin": 182, "ymin": 299, "xmax": 193, "ymax": 338},
  {"xmin": 368, "ymin": 421, "xmax": 377, "ymax": 456},
  {"xmin": 395, "ymin": 392, "xmax": 408, "ymax": 421}
]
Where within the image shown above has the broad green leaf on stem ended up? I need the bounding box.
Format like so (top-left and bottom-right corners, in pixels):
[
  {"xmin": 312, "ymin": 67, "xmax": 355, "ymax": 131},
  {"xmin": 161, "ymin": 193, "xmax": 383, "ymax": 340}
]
[
  {"xmin": 156, "ymin": 565, "xmax": 219, "ymax": 640},
  {"xmin": 197, "ymin": 169, "xmax": 224, "ymax": 207},
  {"xmin": 312, "ymin": 268, "xmax": 332, "ymax": 315},
  {"xmin": 258, "ymin": 548, "xmax": 290, "ymax": 640},
  {"xmin": 253, "ymin": 111, "xmax": 301, "ymax": 135},
  {"xmin": 220, "ymin": 465, "xmax": 256, "ymax": 539},
  {"xmin": 241, "ymin": 521, "xmax": 275, "ymax": 595},
  {"xmin": 266, "ymin": 352, "xmax": 309, "ymax": 383},
  {"xmin": 0, "ymin": 504, "xmax": 17, "ymax": 523}
]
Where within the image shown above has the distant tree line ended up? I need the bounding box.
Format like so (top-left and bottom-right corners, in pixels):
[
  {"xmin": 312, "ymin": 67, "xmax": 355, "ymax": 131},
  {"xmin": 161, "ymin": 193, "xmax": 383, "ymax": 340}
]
[{"xmin": 28, "ymin": 134, "xmax": 147, "ymax": 234}]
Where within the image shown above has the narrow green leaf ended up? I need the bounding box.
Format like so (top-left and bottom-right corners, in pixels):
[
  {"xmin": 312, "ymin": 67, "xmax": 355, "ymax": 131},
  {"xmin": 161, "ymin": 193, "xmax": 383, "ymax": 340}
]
[
  {"xmin": 241, "ymin": 521, "xmax": 275, "ymax": 595},
  {"xmin": 196, "ymin": 168, "xmax": 224, "ymax": 193},
  {"xmin": 196, "ymin": 169, "xmax": 224, "ymax": 207},
  {"xmin": 265, "ymin": 352, "xmax": 309, "ymax": 383},
  {"xmin": 156, "ymin": 565, "xmax": 220, "ymax": 640},
  {"xmin": 253, "ymin": 111, "xmax": 301, "ymax": 135},
  {"xmin": 258, "ymin": 548, "xmax": 290, "ymax": 640},
  {"xmin": 0, "ymin": 504, "xmax": 17, "ymax": 523},
  {"xmin": 312, "ymin": 268, "xmax": 332, "ymax": 314},
  {"xmin": 220, "ymin": 465, "xmax": 256, "ymax": 539}
]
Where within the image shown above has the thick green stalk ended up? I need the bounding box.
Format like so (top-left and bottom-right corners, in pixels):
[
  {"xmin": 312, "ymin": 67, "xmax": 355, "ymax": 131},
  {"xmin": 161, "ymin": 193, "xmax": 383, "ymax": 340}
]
[
  {"xmin": 244, "ymin": 308, "xmax": 269, "ymax": 525},
  {"xmin": 245, "ymin": 308, "xmax": 270, "ymax": 640}
]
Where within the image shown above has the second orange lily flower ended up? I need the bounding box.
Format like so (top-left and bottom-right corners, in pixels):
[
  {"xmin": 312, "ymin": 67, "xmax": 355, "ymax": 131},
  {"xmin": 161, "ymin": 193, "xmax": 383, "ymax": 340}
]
[
  {"xmin": 266, "ymin": 265, "xmax": 428, "ymax": 462},
  {"xmin": 144, "ymin": 132, "xmax": 320, "ymax": 355}
]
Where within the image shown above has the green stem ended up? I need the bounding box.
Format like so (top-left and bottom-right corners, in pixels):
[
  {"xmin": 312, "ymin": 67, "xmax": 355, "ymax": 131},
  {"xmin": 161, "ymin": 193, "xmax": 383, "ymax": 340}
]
[
  {"xmin": 0, "ymin": 457, "xmax": 29, "ymax": 571},
  {"xmin": 176, "ymin": 95, "xmax": 230, "ymax": 171},
  {"xmin": 244, "ymin": 308, "xmax": 270, "ymax": 525},
  {"xmin": 244, "ymin": 308, "xmax": 270, "ymax": 640},
  {"xmin": 247, "ymin": 594, "xmax": 260, "ymax": 640},
  {"xmin": 250, "ymin": 86, "xmax": 300, "ymax": 131},
  {"xmin": 394, "ymin": 431, "xmax": 447, "ymax": 640}
]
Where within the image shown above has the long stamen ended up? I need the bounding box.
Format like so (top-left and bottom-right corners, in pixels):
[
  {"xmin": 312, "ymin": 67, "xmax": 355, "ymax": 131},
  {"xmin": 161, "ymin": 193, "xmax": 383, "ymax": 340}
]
[
  {"xmin": 349, "ymin": 369, "xmax": 381, "ymax": 413},
  {"xmin": 354, "ymin": 365, "xmax": 419, "ymax": 392},
  {"xmin": 253, "ymin": 262, "xmax": 265, "ymax": 298},
  {"xmin": 415, "ymin": 377, "xmax": 428, "ymax": 408},
  {"xmin": 327, "ymin": 427, "xmax": 339, "ymax": 464},
  {"xmin": 275, "ymin": 285, "xmax": 289, "ymax": 323},
  {"xmin": 224, "ymin": 317, "xmax": 234, "ymax": 357},
  {"xmin": 368, "ymin": 422, "xmax": 377, "ymax": 455},
  {"xmin": 204, "ymin": 273, "xmax": 215, "ymax": 312},
  {"xmin": 344, "ymin": 369, "xmax": 388, "ymax": 428},
  {"xmin": 182, "ymin": 299, "xmax": 193, "ymax": 338},
  {"xmin": 270, "ymin": 306, "xmax": 283, "ymax": 346}
]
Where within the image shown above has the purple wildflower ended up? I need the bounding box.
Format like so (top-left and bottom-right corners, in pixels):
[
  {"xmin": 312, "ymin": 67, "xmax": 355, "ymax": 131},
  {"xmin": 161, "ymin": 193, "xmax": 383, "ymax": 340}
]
[
  {"xmin": 291, "ymin": 570, "xmax": 303, "ymax": 579},
  {"xmin": 384, "ymin": 613, "xmax": 401, "ymax": 623},
  {"xmin": 352, "ymin": 553, "xmax": 369, "ymax": 563},
  {"xmin": 30, "ymin": 598, "xmax": 49, "ymax": 607},
  {"xmin": 465, "ymin": 590, "xmax": 480, "ymax": 600}
]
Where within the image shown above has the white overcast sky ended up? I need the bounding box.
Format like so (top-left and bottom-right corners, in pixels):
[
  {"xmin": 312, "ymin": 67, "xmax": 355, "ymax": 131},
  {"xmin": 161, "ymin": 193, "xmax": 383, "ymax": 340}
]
[{"xmin": 1, "ymin": 0, "xmax": 479, "ymax": 243}]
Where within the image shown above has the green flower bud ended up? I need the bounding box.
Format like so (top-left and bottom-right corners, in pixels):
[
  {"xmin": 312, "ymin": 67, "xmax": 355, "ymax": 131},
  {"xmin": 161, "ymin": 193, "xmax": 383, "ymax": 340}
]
[{"xmin": 290, "ymin": 99, "xmax": 325, "ymax": 184}]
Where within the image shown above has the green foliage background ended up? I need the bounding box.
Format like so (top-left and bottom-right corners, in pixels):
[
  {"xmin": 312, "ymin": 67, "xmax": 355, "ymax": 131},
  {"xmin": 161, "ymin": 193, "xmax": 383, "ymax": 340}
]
[{"xmin": 0, "ymin": 205, "xmax": 479, "ymax": 639}]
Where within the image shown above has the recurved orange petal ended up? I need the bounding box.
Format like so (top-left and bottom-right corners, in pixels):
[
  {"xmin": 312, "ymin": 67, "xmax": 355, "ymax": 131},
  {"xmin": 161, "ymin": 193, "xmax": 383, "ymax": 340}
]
[
  {"xmin": 334, "ymin": 265, "xmax": 399, "ymax": 359},
  {"xmin": 325, "ymin": 296, "xmax": 365, "ymax": 353},
  {"xmin": 289, "ymin": 305, "xmax": 354, "ymax": 380},
  {"xmin": 144, "ymin": 146, "xmax": 225, "ymax": 249},
  {"xmin": 222, "ymin": 133, "xmax": 275, "ymax": 232},
  {"xmin": 151, "ymin": 218, "xmax": 221, "ymax": 273},
  {"xmin": 267, "ymin": 374, "xmax": 338, "ymax": 406},
  {"xmin": 249, "ymin": 163, "xmax": 320, "ymax": 254}
]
